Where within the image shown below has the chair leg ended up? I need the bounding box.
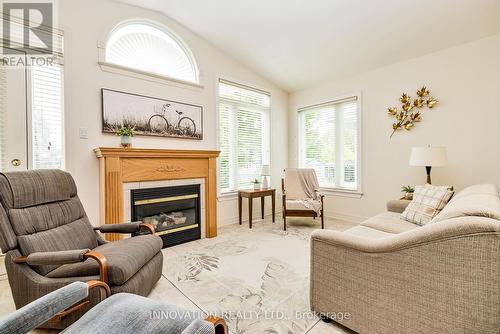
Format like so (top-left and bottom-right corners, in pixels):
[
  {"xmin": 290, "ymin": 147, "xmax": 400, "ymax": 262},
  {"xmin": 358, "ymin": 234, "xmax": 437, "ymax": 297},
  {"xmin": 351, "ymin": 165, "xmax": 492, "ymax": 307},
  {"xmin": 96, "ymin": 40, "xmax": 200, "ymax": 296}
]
[
  {"xmin": 283, "ymin": 214, "xmax": 287, "ymax": 231},
  {"xmin": 321, "ymin": 210, "xmax": 324, "ymax": 229}
]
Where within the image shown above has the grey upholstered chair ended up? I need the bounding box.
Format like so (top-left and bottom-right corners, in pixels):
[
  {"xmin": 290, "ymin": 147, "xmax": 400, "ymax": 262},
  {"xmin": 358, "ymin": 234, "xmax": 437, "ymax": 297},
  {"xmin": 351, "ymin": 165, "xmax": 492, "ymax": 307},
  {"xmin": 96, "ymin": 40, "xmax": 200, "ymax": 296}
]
[
  {"xmin": 0, "ymin": 170, "xmax": 164, "ymax": 329},
  {"xmin": 0, "ymin": 281, "xmax": 228, "ymax": 334}
]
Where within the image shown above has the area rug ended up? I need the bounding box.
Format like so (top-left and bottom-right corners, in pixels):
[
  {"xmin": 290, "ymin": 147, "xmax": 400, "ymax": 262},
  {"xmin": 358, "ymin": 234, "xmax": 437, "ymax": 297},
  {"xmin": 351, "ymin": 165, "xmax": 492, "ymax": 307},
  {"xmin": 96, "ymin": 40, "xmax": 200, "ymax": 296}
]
[{"xmin": 163, "ymin": 218, "xmax": 356, "ymax": 334}]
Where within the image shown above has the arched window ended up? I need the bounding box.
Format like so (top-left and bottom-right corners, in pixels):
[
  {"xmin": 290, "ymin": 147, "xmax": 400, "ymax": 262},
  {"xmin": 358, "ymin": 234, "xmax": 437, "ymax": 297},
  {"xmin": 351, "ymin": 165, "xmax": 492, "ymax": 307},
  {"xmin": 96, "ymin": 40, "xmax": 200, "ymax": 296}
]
[{"xmin": 105, "ymin": 21, "xmax": 198, "ymax": 83}]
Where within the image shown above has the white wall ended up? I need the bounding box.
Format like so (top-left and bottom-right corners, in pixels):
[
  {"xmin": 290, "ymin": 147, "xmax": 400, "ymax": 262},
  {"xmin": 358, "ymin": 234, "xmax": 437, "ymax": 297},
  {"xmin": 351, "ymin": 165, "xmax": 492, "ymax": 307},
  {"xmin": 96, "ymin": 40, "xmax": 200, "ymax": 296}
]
[
  {"xmin": 59, "ymin": 0, "xmax": 288, "ymax": 227},
  {"xmin": 289, "ymin": 34, "xmax": 500, "ymax": 222}
]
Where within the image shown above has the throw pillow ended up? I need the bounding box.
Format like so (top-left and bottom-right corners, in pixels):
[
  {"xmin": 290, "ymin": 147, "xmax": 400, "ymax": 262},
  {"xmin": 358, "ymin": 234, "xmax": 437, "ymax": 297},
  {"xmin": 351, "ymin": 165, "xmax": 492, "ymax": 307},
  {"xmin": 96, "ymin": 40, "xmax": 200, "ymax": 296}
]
[{"xmin": 401, "ymin": 184, "xmax": 454, "ymax": 226}]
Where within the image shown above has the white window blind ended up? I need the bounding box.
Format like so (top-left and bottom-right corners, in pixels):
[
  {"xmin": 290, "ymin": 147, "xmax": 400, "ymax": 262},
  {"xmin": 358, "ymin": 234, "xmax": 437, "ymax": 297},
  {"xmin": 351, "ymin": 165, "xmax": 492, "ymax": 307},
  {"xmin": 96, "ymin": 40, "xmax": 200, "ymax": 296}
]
[
  {"xmin": 106, "ymin": 23, "xmax": 198, "ymax": 83},
  {"xmin": 31, "ymin": 63, "xmax": 64, "ymax": 169},
  {"xmin": 299, "ymin": 97, "xmax": 360, "ymax": 191},
  {"xmin": 218, "ymin": 80, "xmax": 270, "ymax": 193}
]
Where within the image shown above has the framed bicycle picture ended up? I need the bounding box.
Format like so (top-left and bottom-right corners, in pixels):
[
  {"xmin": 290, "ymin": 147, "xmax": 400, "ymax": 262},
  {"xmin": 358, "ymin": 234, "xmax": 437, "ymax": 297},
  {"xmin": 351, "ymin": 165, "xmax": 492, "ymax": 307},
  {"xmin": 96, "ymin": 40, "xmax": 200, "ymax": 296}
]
[{"xmin": 101, "ymin": 88, "xmax": 203, "ymax": 140}]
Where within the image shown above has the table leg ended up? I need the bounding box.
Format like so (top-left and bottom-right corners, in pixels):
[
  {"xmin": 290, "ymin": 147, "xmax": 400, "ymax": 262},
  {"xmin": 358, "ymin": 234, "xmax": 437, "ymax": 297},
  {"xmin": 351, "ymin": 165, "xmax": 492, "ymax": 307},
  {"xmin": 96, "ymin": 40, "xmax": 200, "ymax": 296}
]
[
  {"xmin": 248, "ymin": 197, "xmax": 253, "ymax": 229},
  {"xmin": 261, "ymin": 196, "xmax": 265, "ymax": 219},
  {"xmin": 271, "ymin": 193, "xmax": 275, "ymax": 223},
  {"xmin": 238, "ymin": 194, "xmax": 242, "ymax": 225}
]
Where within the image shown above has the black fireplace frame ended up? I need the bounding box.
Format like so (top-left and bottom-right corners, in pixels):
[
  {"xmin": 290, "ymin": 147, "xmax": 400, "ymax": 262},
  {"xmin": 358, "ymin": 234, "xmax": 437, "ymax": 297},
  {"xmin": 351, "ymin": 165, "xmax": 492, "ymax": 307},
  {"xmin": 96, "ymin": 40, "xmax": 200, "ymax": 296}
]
[{"xmin": 130, "ymin": 184, "xmax": 201, "ymax": 248}]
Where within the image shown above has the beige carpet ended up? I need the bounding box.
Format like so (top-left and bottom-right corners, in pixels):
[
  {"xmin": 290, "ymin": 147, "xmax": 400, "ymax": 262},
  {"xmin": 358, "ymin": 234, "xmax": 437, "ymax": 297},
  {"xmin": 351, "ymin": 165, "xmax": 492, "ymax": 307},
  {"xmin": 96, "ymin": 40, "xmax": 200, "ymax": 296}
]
[
  {"xmin": 0, "ymin": 216, "xmax": 356, "ymax": 334},
  {"xmin": 163, "ymin": 216, "xmax": 356, "ymax": 334}
]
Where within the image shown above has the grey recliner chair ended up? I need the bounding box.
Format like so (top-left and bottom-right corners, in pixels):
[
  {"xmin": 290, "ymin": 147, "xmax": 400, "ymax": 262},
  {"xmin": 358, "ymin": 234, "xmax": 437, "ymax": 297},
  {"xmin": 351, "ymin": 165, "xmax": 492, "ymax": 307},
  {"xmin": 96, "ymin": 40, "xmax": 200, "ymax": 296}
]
[
  {"xmin": 0, "ymin": 281, "xmax": 228, "ymax": 334},
  {"xmin": 0, "ymin": 169, "xmax": 164, "ymax": 329}
]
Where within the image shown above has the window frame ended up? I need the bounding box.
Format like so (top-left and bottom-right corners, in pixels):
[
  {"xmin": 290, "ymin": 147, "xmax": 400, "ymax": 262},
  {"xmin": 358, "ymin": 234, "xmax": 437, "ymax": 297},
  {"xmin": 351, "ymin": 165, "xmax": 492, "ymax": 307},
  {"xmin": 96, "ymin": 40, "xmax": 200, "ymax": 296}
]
[
  {"xmin": 97, "ymin": 19, "xmax": 201, "ymax": 88},
  {"xmin": 297, "ymin": 93, "xmax": 362, "ymax": 197},
  {"xmin": 216, "ymin": 78, "xmax": 272, "ymax": 198}
]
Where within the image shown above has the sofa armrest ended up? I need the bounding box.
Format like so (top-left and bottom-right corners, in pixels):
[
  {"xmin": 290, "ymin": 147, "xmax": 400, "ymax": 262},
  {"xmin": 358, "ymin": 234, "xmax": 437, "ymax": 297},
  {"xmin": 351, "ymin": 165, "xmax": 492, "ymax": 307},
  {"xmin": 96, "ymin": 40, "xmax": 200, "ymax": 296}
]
[
  {"xmin": 386, "ymin": 199, "xmax": 411, "ymax": 213},
  {"xmin": 311, "ymin": 216, "xmax": 500, "ymax": 253},
  {"xmin": 94, "ymin": 222, "xmax": 155, "ymax": 235}
]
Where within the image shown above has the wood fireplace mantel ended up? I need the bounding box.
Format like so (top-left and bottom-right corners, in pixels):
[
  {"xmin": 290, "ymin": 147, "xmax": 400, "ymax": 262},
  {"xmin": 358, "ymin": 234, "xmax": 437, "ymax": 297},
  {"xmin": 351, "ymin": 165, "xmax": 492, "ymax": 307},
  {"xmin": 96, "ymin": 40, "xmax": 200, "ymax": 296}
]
[{"xmin": 94, "ymin": 147, "xmax": 220, "ymax": 241}]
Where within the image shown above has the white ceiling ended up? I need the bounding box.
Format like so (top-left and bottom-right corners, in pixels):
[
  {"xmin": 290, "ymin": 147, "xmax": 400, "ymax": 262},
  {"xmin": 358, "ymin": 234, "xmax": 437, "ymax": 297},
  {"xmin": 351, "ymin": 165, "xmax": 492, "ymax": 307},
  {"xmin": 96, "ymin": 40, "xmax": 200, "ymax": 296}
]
[{"xmin": 118, "ymin": 0, "xmax": 500, "ymax": 92}]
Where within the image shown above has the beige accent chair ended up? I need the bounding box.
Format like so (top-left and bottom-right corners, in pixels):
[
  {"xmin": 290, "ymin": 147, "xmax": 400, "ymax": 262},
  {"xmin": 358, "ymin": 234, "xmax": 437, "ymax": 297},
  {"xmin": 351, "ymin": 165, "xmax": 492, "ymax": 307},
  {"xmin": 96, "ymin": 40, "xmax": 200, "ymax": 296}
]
[
  {"xmin": 310, "ymin": 184, "xmax": 500, "ymax": 334},
  {"xmin": 282, "ymin": 168, "xmax": 324, "ymax": 231}
]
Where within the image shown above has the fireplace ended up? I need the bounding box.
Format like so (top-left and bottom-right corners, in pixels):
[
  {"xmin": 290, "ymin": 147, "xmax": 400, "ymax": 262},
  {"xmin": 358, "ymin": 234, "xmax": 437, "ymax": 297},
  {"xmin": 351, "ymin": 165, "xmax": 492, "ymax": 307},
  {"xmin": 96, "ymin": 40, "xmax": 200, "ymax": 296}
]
[{"xmin": 131, "ymin": 184, "xmax": 201, "ymax": 248}]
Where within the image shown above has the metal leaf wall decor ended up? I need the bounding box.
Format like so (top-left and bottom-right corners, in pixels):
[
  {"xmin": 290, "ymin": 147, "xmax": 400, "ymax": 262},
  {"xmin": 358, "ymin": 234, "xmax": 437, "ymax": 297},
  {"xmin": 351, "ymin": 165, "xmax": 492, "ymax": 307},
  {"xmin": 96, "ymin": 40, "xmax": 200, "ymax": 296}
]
[{"xmin": 388, "ymin": 86, "xmax": 438, "ymax": 138}]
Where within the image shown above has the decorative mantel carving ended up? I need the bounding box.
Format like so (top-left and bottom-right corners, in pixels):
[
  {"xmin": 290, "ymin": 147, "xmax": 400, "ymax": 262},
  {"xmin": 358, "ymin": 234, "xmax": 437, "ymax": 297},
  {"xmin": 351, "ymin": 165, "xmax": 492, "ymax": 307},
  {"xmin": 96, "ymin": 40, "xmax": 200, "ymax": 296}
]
[{"xmin": 94, "ymin": 147, "xmax": 220, "ymax": 241}]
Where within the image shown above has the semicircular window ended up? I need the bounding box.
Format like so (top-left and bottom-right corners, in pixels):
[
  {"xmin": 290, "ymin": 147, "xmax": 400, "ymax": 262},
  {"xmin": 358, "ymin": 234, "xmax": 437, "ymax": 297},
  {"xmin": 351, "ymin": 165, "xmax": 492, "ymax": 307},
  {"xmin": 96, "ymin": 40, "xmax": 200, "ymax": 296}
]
[{"xmin": 105, "ymin": 22, "xmax": 198, "ymax": 83}]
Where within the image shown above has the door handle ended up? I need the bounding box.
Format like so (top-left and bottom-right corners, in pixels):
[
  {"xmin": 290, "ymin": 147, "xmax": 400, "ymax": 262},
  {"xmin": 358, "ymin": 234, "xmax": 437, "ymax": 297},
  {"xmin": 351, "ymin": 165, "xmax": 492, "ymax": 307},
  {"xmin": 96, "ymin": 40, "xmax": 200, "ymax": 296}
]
[{"xmin": 11, "ymin": 159, "xmax": 21, "ymax": 166}]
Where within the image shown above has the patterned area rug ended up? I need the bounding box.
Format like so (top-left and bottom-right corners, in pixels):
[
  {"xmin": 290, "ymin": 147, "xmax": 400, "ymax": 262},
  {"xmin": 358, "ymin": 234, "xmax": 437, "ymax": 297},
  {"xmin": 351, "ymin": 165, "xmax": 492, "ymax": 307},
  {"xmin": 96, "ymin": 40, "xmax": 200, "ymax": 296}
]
[{"xmin": 164, "ymin": 217, "xmax": 356, "ymax": 334}]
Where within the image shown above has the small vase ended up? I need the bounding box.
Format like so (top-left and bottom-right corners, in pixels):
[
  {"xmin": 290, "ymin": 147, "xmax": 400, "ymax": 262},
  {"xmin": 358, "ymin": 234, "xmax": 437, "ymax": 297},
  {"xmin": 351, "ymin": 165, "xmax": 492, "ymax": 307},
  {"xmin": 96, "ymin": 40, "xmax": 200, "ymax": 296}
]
[
  {"xmin": 121, "ymin": 135, "xmax": 132, "ymax": 148},
  {"xmin": 253, "ymin": 183, "xmax": 260, "ymax": 190}
]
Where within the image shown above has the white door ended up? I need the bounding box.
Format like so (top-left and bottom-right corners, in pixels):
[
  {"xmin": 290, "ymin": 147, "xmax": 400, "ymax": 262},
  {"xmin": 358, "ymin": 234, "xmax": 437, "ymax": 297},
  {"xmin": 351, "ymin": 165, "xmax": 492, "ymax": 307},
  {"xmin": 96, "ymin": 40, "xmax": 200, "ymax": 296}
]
[{"xmin": 0, "ymin": 48, "xmax": 29, "ymax": 171}]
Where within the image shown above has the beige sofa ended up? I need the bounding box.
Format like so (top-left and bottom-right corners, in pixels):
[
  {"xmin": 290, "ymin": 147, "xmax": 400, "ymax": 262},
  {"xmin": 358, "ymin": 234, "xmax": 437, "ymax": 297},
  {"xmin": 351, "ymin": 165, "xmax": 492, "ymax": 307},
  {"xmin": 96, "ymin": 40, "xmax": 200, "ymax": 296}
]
[{"xmin": 310, "ymin": 184, "xmax": 500, "ymax": 334}]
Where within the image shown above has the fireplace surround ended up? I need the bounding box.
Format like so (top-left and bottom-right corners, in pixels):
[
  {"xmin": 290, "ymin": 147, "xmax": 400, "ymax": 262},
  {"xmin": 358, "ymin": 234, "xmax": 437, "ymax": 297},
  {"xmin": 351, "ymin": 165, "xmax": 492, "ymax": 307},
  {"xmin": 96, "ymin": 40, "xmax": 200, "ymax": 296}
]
[{"xmin": 94, "ymin": 148, "xmax": 220, "ymax": 241}]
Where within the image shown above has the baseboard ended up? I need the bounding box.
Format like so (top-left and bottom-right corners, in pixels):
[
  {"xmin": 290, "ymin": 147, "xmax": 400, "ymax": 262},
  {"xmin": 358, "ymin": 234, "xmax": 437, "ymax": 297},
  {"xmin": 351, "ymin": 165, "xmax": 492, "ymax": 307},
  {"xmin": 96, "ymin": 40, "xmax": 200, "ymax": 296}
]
[
  {"xmin": 325, "ymin": 211, "xmax": 366, "ymax": 224},
  {"xmin": 218, "ymin": 210, "xmax": 283, "ymax": 227}
]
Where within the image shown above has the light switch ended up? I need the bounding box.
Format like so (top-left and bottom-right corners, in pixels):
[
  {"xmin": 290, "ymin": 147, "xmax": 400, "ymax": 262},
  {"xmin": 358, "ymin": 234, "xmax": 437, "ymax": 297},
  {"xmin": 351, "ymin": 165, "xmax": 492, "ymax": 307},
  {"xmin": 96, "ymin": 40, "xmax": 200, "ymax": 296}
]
[{"xmin": 79, "ymin": 127, "xmax": 88, "ymax": 139}]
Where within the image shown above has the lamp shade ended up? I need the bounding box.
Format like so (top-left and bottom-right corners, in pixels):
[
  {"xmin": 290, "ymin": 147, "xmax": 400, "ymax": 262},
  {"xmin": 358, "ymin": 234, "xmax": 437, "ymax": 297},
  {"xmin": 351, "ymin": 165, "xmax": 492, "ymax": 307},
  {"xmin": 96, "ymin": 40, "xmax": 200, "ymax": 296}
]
[
  {"xmin": 260, "ymin": 165, "xmax": 271, "ymax": 176},
  {"xmin": 409, "ymin": 146, "xmax": 448, "ymax": 167}
]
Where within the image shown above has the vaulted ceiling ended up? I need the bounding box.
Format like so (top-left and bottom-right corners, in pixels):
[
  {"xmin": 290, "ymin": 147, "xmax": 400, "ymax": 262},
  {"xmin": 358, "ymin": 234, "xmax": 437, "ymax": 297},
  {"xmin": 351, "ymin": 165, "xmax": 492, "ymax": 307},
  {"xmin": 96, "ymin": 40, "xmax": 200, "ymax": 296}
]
[{"xmin": 118, "ymin": 0, "xmax": 500, "ymax": 92}]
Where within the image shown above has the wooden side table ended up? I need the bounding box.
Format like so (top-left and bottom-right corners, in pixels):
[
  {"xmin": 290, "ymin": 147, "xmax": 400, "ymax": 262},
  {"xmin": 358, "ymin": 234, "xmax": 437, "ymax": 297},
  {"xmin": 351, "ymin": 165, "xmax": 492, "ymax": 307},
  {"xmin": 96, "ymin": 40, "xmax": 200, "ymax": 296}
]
[{"xmin": 238, "ymin": 188, "xmax": 276, "ymax": 228}]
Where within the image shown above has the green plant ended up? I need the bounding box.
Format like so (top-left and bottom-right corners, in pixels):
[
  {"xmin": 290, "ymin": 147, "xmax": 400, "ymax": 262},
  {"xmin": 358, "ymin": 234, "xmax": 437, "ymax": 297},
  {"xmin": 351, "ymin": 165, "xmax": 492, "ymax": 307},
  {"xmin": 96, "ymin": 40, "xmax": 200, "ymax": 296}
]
[
  {"xmin": 401, "ymin": 185, "xmax": 415, "ymax": 194},
  {"xmin": 251, "ymin": 178, "xmax": 260, "ymax": 184},
  {"xmin": 116, "ymin": 125, "xmax": 134, "ymax": 137}
]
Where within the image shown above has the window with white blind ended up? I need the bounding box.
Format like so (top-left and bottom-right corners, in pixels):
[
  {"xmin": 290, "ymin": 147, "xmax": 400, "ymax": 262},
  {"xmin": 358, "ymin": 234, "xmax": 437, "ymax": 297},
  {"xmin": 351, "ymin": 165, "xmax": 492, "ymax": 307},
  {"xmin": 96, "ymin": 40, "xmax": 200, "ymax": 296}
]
[
  {"xmin": 218, "ymin": 80, "xmax": 270, "ymax": 193},
  {"xmin": 105, "ymin": 22, "xmax": 198, "ymax": 83},
  {"xmin": 299, "ymin": 96, "xmax": 361, "ymax": 192},
  {"xmin": 31, "ymin": 64, "xmax": 64, "ymax": 169}
]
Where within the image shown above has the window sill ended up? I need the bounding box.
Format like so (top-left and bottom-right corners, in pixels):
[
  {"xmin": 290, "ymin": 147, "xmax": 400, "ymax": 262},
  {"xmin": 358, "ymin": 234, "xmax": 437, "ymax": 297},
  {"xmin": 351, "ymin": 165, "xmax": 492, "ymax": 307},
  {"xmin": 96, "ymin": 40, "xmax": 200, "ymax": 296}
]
[
  {"xmin": 320, "ymin": 187, "xmax": 363, "ymax": 198},
  {"xmin": 98, "ymin": 61, "xmax": 204, "ymax": 90}
]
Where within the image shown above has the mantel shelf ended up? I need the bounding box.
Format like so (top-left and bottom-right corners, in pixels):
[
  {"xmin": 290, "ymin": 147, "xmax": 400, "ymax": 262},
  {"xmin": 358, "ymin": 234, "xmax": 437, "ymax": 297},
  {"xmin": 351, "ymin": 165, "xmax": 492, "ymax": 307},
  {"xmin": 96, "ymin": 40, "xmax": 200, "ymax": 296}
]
[{"xmin": 94, "ymin": 147, "xmax": 220, "ymax": 158}]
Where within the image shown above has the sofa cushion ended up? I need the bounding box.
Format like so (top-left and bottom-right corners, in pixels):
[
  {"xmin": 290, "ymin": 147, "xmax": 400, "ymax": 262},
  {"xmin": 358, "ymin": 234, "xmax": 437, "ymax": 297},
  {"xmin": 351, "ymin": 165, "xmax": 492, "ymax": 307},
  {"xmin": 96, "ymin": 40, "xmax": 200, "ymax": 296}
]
[
  {"xmin": 361, "ymin": 212, "xmax": 419, "ymax": 234},
  {"xmin": 343, "ymin": 225, "xmax": 395, "ymax": 239},
  {"xmin": 401, "ymin": 184, "xmax": 454, "ymax": 226},
  {"xmin": 431, "ymin": 184, "xmax": 500, "ymax": 223},
  {"xmin": 285, "ymin": 199, "xmax": 319, "ymax": 211},
  {"xmin": 46, "ymin": 235, "xmax": 163, "ymax": 285}
]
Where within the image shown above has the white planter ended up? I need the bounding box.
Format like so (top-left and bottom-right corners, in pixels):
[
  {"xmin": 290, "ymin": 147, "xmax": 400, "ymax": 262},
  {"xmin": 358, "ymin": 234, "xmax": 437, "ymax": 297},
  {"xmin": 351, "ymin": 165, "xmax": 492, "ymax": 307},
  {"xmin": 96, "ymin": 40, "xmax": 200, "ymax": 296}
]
[
  {"xmin": 121, "ymin": 135, "xmax": 132, "ymax": 148},
  {"xmin": 253, "ymin": 183, "xmax": 260, "ymax": 190}
]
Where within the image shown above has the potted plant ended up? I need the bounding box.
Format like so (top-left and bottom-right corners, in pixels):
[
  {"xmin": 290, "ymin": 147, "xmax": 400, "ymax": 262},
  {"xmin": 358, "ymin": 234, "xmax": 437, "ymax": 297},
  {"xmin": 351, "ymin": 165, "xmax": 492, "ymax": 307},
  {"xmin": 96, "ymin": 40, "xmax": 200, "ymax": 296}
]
[
  {"xmin": 401, "ymin": 185, "xmax": 415, "ymax": 200},
  {"xmin": 116, "ymin": 126, "xmax": 134, "ymax": 148},
  {"xmin": 251, "ymin": 178, "xmax": 261, "ymax": 190}
]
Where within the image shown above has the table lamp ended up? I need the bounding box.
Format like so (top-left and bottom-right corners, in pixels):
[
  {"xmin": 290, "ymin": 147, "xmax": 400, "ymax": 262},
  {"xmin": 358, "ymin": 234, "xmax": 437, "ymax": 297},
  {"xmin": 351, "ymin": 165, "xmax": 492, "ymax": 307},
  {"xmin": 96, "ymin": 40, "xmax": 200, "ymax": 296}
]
[
  {"xmin": 261, "ymin": 165, "xmax": 271, "ymax": 189},
  {"xmin": 409, "ymin": 146, "xmax": 447, "ymax": 184}
]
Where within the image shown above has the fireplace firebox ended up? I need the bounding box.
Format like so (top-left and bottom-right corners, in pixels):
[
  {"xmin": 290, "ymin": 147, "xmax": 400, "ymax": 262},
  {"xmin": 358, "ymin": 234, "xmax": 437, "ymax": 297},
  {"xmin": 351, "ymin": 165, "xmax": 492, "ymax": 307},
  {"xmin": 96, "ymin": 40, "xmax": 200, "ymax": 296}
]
[{"xmin": 131, "ymin": 184, "xmax": 201, "ymax": 248}]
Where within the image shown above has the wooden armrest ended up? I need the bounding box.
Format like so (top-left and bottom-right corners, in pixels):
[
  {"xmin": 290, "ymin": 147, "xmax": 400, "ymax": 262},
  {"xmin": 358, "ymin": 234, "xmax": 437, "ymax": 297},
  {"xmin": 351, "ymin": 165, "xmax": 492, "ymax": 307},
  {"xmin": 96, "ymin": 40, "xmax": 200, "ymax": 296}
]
[
  {"xmin": 204, "ymin": 316, "xmax": 228, "ymax": 334},
  {"xmin": 83, "ymin": 251, "xmax": 109, "ymax": 284},
  {"xmin": 52, "ymin": 280, "xmax": 111, "ymax": 322}
]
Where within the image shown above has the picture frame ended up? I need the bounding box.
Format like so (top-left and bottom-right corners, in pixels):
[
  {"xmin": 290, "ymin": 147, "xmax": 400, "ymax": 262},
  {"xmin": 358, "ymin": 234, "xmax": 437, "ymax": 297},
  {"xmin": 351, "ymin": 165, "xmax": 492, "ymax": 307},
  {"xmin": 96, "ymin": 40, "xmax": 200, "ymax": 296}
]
[{"xmin": 101, "ymin": 88, "xmax": 203, "ymax": 140}]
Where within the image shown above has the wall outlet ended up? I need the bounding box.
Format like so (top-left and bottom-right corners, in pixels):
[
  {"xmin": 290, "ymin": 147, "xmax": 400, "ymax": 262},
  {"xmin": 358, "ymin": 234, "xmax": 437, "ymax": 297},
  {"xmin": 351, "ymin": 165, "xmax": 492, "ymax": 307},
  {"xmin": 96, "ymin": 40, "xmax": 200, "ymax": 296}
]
[{"xmin": 79, "ymin": 127, "xmax": 88, "ymax": 139}]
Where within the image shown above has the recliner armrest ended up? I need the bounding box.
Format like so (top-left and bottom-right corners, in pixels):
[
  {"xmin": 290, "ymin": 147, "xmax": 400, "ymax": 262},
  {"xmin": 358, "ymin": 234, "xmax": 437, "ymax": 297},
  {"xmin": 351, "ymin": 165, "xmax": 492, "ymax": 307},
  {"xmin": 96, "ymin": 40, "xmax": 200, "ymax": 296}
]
[
  {"xmin": 14, "ymin": 249, "xmax": 109, "ymax": 284},
  {"xmin": 94, "ymin": 222, "xmax": 155, "ymax": 235}
]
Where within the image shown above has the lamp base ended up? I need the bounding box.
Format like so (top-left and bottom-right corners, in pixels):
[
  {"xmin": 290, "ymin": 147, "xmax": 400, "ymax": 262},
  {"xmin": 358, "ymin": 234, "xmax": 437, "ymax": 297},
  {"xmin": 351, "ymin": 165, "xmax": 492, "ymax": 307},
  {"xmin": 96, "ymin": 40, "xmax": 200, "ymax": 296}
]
[
  {"xmin": 425, "ymin": 166, "xmax": 432, "ymax": 184},
  {"xmin": 262, "ymin": 176, "xmax": 269, "ymax": 189}
]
